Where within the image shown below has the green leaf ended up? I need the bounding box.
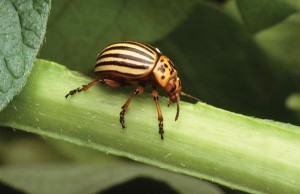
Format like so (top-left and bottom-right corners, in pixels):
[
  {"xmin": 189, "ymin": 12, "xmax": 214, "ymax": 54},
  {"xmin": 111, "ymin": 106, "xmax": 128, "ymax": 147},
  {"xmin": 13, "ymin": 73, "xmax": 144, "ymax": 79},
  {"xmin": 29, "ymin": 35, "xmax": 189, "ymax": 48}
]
[
  {"xmin": 39, "ymin": 0, "xmax": 196, "ymax": 73},
  {"xmin": 0, "ymin": 163, "xmax": 224, "ymax": 194},
  {"xmin": 236, "ymin": 0, "xmax": 297, "ymax": 33},
  {"xmin": 1, "ymin": 59, "xmax": 300, "ymax": 193},
  {"xmin": 0, "ymin": 137, "xmax": 70, "ymax": 164},
  {"xmin": 0, "ymin": 135, "xmax": 223, "ymax": 194},
  {"xmin": 255, "ymin": 12, "xmax": 300, "ymax": 77},
  {"xmin": 0, "ymin": 0, "xmax": 51, "ymax": 111}
]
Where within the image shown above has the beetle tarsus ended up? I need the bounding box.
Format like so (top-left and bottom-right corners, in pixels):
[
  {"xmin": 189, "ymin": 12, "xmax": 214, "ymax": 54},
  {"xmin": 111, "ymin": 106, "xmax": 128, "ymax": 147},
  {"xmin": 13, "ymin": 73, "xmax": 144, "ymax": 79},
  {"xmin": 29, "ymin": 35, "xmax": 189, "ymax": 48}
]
[
  {"xmin": 159, "ymin": 121, "xmax": 164, "ymax": 140},
  {"xmin": 120, "ymin": 108, "xmax": 126, "ymax": 129},
  {"xmin": 65, "ymin": 86, "xmax": 84, "ymax": 98}
]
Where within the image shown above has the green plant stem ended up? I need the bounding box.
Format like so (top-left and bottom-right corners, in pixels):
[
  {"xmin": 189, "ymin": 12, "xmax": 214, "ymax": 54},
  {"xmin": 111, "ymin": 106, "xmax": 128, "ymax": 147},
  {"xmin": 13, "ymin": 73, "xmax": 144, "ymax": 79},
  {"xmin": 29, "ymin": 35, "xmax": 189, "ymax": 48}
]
[{"xmin": 1, "ymin": 59, "xmax": 300, "ymax": 193}]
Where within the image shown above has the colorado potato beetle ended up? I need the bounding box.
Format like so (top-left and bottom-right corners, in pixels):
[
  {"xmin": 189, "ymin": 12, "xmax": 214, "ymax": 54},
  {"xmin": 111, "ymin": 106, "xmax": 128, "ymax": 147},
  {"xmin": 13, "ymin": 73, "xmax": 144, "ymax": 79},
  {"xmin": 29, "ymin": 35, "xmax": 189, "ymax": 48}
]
[{"xmin": 65, "ymin": 41, "xmax": 199, "ymax": 139}]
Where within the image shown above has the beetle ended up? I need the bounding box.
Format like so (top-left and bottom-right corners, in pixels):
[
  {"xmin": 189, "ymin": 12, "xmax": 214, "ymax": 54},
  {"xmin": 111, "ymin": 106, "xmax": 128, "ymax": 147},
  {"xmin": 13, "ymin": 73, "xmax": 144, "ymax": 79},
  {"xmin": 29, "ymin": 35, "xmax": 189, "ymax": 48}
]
[{"xmin": 65, "ymin": 41, "xmax": 199, "ymax": 139}]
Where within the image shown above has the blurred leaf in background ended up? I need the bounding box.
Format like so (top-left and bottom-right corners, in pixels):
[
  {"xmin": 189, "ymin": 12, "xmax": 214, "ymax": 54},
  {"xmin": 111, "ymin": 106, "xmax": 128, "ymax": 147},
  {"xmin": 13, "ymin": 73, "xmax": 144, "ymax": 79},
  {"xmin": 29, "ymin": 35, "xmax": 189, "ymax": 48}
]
[
  {"xmin": 236, "ymin": 0, "xmax": 296, "ymax": 33},
  {"xmin": 0, "ymin": 129, "xmax": 225, "ymax": 194},
  {"xmin": 254, "ymin": 1, "xmax": 300, "ymax": 78}
]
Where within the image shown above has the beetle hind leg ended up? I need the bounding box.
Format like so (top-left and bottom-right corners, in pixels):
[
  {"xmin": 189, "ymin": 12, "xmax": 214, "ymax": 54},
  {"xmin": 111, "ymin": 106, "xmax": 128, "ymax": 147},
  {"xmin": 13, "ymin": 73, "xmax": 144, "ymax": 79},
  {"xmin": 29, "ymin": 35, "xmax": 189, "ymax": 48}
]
[
  {"xmin": 120, "ymin": 86, "xmax": 144, "ymax": 129},
  {"xmin": 65, "ymin": 79, "xmax": 101, "ymax": 98}
]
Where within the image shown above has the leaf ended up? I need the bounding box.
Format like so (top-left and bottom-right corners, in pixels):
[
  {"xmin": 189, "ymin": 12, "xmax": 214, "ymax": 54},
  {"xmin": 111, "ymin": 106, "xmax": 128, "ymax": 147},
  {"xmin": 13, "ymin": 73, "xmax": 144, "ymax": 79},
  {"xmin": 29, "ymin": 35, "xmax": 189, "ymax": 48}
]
[
  {"xmin": 0, "ymin": 135, "xmax": 223, "ymax": 194},
  {"xmin": 255, "ymin": 12, "xmax": 300, "ymax": 77},
  {"xmin": 0, "ymin": 0, "xmax": 51, "ymax": 111},
  {"xmin": 0, "ymin": 137, "xmax": 69, "ymax": 164},
  {"xmin": 39, "ymin": 0, "xmax": 196, "ymax": 73},
  {"xmin": 1, "ymin": 59, "xmax": 300, "ymax": 193},
  {"xmin": 0, "ymin": 163, "xmax": 224, "ymax": 194},
  {"xmin": 236, "ymin": 0, "xmax": 297, "ymax": 33}
]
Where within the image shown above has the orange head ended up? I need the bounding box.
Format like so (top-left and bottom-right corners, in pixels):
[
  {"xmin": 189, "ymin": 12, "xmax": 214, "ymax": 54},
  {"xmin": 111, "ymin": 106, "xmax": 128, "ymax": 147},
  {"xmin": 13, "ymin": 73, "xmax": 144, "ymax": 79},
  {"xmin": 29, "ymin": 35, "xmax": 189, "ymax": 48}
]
[{"xmin": 165, "ymin": 76, "xmax": 182, "ymax": 103}]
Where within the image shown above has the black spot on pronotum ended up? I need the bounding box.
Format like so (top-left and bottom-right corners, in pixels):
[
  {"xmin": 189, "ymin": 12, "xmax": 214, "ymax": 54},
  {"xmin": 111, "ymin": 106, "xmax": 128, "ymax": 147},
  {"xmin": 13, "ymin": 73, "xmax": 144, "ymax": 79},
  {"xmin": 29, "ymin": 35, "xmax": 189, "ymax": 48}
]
[
  {"xmin": 168, "ymin": 60, "xmax": 175, "ymax": 68},
  {"xmin": 157, "ymin": 65, "xmax": 165, "ymax": 73},
  {"xmin": 164, "ymin": 63, "xmax": 168, "ymax": 68},
  {"xmin": 161, "ymin": 75, "xmax": 165, "ymax": 80},
  {"xmin": 170, "ymin": 68, "xmax": 174, "ymax": 75},
  {"xmin": 169, "ymin": 68, "xmax": 174, "ymax": 75}
]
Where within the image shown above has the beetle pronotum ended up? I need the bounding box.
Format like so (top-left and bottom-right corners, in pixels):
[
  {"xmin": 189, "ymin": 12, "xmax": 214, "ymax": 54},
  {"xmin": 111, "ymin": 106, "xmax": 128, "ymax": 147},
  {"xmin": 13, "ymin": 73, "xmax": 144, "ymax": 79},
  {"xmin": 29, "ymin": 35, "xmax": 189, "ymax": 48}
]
[{"xmin": 65, "ymin": 41, "xmax": 199, "ymax": 139}]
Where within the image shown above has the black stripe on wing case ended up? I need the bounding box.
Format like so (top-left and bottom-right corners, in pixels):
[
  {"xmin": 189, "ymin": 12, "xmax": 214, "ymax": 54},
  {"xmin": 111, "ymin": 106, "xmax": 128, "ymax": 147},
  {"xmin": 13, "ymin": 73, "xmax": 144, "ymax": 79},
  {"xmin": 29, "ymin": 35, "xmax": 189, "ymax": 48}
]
[
  {"xmin": 95, "ymin": 60, "xmax": 149, "ymax": 69},
  {"xmin": 97, "ymin": 53, "xmax": 153, "ymax": 65},
  {"xmin": 98, "ymin": 46, "xmax": 155, "ymax": 61}
]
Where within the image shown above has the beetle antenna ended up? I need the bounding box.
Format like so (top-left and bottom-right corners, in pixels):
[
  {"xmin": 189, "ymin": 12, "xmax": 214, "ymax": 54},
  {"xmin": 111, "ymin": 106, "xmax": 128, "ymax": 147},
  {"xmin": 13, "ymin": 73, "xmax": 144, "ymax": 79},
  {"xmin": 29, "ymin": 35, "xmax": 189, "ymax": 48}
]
[
  {"xmin": 175, "ymin": 100, "xmax": 180, "ymax": 121},
  {"xmin": 180, "ymin": 91, "xmax": 200, "ymax": 102}
]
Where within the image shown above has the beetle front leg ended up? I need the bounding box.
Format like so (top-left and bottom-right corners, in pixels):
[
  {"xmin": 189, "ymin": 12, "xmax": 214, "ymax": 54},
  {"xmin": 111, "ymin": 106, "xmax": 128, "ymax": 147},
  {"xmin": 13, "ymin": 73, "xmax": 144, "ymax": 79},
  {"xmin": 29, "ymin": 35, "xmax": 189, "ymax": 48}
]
[
  {"xmin": 120, "ymin": 86, "xmax": 144, "ymax": 129},
  {"xmin": 152, "ymin": 88, "xmax": 164, "ymax": 140}
]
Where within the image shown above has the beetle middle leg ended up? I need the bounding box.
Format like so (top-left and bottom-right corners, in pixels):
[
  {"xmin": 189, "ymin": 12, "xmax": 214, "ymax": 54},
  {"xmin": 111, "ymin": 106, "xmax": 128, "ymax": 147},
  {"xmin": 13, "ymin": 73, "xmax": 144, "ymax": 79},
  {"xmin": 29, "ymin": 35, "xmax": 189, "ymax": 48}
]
[
  {"xmin": 152, "ymin": 87, "xmax": 164, "ymax": 140},
  {"xmin": 120, "ymin": 86, "xmax": 144, "ymax": 129}
]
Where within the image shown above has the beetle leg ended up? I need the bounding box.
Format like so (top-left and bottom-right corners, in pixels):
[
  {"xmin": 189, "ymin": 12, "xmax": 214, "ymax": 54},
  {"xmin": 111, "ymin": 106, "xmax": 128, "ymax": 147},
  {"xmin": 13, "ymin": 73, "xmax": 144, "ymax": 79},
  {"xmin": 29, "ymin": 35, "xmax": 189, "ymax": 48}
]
[
  {"xmin": 120, "ymin": 86, "xmax": 144, "ymax": 129},
  {"xmin": 152, "ymin": 88, "xmax": 164, "ymax": 140},
  {"xmin": 65, "ymin": 78, "xmax": 123, "ymax": 99},
  {"xmin": 65, "ymin": 79, "xmax": 101, "ymax": 98}
]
